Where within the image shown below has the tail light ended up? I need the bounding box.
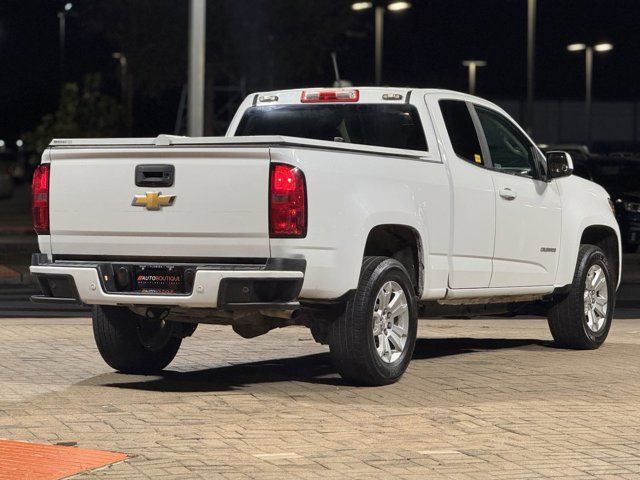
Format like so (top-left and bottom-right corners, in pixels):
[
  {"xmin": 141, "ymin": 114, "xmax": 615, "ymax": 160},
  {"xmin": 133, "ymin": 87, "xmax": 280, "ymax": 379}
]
[
  {"xmin": 301, "ymin": 89, "xmax": 359, "ymax": 103},
  {"xmin": 32, "ymin": 164, "xmax": 50, "ymax": 235},
  {"xmin": 269, "ymin": 164, "xmax": 306, "ymax": 238}
]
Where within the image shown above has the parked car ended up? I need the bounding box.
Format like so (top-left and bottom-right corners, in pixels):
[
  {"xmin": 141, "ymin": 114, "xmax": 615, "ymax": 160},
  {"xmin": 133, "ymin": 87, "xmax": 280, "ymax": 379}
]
[
  {"xmin": 0, "ymin": 152, "xmax": 16, "ymax": 198},
  {"xmin": 30, "ymin": 87, "xmax": 620, "ymax": 385},
  {"xmin": 540, "ymin": 149, "xmax": 640, "ymax": 253},
  {"xmin": 590, "ymin": 156, "xmax": 640, "ymax": 253}
]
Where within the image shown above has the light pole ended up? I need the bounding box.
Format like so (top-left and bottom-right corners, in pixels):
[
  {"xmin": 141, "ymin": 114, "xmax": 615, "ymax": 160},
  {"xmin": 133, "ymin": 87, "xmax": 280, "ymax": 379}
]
[
  {"xmin": 113, "ymin": 53, "xmax": 133, "ymax": 133},
  {"xmin": 567, "ymin": 42, "xmax": 613, "ymax": 145},
  {"xmin": 112, "ymin": 53, "xmax": 128, "ymax": 103},
  {"xmin": 462, "ymin": 60, "xmax": 486, "ymax": 96},
  {"xmin": 526, "ymin": 0, "xmax": 536, "ymax": 135},
  {"xmin": 57, "ymin": 2, "xmax": 73, "ymax": 82},
  {"xmin": 351, "ymin": 1, "xmax": 412, "ymax": 86},
  {"xmin": 188, "ymin": 0, "xmax": 206, "ymax": 137}
]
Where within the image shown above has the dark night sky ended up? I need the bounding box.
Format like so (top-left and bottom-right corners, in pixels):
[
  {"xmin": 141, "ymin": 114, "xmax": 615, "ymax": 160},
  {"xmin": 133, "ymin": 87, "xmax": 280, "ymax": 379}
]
[{"xmin": 1, "ymin": 0, "xmax": 639, "ymax": 144}]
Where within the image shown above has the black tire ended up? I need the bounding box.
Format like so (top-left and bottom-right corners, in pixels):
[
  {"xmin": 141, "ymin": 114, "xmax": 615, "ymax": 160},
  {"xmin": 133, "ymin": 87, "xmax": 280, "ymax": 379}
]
[
  {"xmin": 547, "ymin": 245, "xmax": 615, "ymax": 349},
  {"xmin": 92, "ymin": 306, "xmax": 182, "ymax": 374},
  {"xmin": 327, "ymin": 256, "xmax": 418, "ymax": 386}
]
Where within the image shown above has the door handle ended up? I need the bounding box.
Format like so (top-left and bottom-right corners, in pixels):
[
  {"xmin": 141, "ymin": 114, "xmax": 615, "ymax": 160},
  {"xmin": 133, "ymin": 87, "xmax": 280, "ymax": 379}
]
[
  {"xmin": 135, "ymin": 164, "xmax": 175, "ymax": 187},
  {"xmin": 499, "ymin": 188, "xmax": 517, "ymax": 200}
]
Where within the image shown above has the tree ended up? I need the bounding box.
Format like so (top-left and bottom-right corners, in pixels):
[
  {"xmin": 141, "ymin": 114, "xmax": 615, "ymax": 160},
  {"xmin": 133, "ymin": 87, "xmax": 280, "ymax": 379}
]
[{"xmin": 24, "ymin": 74, "xmax": 128, "ymax": 153}]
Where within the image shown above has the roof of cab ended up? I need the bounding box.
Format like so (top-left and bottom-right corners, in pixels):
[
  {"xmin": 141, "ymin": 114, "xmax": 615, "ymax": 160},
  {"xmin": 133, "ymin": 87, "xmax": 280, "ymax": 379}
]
[
  {"xmin": 249, "ymin": 86, "xmax": 497, "ymax": 108},
  {"xmin": 255, "ymin": 86, "xmax": 459, "ymax": 95},
  {"xmin": 229, "ymin": 86, "xmax": 512, "ymax": 137}
]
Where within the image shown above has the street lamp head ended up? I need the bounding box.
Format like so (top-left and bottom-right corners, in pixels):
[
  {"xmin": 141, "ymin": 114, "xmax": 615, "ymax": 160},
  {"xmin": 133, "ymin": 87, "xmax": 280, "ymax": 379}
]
[
  {"xmin": 351, "ymin": 1, "xmax": 373, "ymax": 11},
  {"xmin": 387, "ymin": 1, "xmax": 411, "ymax": 11},
  {"xmin": 64, "ymin": 2, "xmax": 73, "ymax": 11},
  {"xmin": 567, "ymin": 43, "xmax": 587, "ymax": 52},
  {"xmin": 594, "ymin": 42, "xmax": 614, "ymax": 52},
  {"xmin": 462, "ymin": 60, "xmax": 487, "ymax": 67},
  {"xmin": 112, "ymin": 52, "xmax": 128, "ymax": 68}
]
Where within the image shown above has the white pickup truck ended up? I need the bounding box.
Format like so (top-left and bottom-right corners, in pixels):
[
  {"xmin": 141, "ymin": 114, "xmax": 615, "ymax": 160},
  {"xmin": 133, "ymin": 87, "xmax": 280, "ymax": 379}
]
[{"xmin": 30, "ymin": 87, "xmax": 620, "ymax": 385}]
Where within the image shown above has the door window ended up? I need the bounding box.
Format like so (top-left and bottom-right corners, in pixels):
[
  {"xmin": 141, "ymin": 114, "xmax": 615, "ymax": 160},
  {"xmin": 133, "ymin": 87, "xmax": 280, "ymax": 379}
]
[
  {"xmin": 475, "ymin": 106, "xmax": 538, "ymax": 178},
  {"xmin": 439, "ymin": 100, "xmax": 485, "ymax": 166}
]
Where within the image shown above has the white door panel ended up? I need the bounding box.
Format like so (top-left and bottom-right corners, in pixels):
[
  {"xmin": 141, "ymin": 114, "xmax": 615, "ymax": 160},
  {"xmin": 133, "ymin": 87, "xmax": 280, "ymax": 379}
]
[
  {"xmin": 490, "ymin": 174, "xmax": 562, "ymax": 287},
  {"xmin": 427, "ymin": 95, "xmax": 495, "ymax": 289},
  {"xmin": 450, "ymin": 254, "xmax": 494, "ymax": 288},
  {"xmin": 448, "ymin": 162, "xmax": 495, "ymax": 288},
  {"xmin": 470, "ymin": 103, "xmax": 562, "ymax": 288}
]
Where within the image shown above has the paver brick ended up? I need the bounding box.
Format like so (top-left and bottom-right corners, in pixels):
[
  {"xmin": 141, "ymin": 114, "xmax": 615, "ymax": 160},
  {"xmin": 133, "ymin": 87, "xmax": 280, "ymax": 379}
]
[{"xmin": 1, "ymin": 316, "xmax": 640, "ymax": 478}]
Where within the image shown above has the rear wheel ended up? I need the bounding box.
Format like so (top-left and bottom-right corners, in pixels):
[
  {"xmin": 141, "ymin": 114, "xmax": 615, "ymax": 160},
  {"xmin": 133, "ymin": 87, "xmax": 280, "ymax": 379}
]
[
  {"xmin": 547, "ymin": 245, "xmax": 614, "ymax": 349},
  {"xmin": 93, "ymin": 306, "xmax": 182, "ymax": 374},
  {"xmin": 328, "ymin": 256, "xmax": 418, "ymax": 386}
]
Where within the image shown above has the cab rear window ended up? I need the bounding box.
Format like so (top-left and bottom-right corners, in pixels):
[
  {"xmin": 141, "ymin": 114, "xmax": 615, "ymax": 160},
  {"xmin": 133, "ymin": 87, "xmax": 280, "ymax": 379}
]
[{"xmin": 235, "ymin": 104, "xmax": 428, "ymax": 151}]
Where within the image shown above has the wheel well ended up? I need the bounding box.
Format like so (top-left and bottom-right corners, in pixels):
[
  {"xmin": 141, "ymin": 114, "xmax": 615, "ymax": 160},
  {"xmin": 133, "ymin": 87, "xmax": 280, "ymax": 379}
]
[
  {"xmin": 363, "ymin": 225, "xmax": 423, "ymax": 296},
  {"xmin": 581, "ymin": 225, "xmax": 619, "ymax": 280}
]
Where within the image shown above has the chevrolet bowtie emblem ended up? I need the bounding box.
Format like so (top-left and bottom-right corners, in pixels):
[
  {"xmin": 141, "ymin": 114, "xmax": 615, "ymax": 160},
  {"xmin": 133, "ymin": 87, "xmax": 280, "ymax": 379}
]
[{"xmin": 132, "ymin": 192, "xmax": 176, "ymax": 211}]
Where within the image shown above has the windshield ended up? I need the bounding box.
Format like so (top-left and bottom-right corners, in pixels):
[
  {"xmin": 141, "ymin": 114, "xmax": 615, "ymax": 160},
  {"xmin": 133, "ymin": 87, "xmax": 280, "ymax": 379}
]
[{"xmin": 235, "ymin": 104, "xmax": 428, "ymax": 151}]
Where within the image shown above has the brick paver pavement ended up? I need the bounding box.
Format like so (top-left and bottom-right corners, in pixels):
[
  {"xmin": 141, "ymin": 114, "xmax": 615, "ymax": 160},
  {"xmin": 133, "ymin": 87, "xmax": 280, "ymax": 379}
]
[{"xmin": 1, "ymin": 314, "xmax": 640, "ymax": 479}]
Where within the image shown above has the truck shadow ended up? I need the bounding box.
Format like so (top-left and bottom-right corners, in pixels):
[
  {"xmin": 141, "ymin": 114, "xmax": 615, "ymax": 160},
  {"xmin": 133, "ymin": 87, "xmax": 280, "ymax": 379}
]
[
  {"xmin": 97, "ymin": 337, "xmax": 550, "ymax": 393},
  {"xmin": 411, "ymin": 336, "xmax": 551, "ymax": 359}
]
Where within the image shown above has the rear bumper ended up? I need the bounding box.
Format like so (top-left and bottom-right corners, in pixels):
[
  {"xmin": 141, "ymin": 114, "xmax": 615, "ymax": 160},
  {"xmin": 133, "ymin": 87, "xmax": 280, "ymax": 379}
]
[{"xmin": 30, "ymin": 254, "xmax": 305, "ymax": 309}]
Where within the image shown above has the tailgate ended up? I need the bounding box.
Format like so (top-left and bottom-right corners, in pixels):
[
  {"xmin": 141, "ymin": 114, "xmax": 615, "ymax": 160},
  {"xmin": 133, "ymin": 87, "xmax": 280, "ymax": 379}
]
[{"xmin": 48, "ymin": 147, "xmax": 271, "ymax": 259}]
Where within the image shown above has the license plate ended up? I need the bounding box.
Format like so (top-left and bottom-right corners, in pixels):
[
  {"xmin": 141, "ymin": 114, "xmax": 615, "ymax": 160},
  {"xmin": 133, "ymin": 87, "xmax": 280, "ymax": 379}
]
[{"xmin": 134, "ymin": 265, "xmax": 184, "ymax": 294}]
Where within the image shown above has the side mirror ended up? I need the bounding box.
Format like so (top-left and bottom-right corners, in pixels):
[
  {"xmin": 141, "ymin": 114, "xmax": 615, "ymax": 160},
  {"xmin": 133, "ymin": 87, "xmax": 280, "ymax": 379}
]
[{"xmin": 546, "ymin": 150, "xmax": 574, "ymax": 179}]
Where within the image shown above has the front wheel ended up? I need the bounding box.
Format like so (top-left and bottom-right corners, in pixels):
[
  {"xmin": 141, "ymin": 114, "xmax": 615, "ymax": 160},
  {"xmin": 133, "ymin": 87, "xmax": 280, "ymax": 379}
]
[
  {"xmin": 547, "ymin": 245, "xmax": 615, "ymax": 349},
  {"xmin": 93, "ymin": 306, "xmax": 183, "ymax": 374},
  {"xmin": 328, "ymin": 256, "xmax": 418, "ymax": 386}
]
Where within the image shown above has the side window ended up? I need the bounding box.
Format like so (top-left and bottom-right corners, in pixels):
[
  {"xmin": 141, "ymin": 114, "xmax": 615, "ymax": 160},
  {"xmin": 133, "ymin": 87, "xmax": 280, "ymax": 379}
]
[
  {"xmin": 475, "ymin": 106, "xmax": 538, "ymax": 178},
  {"xmin": 439, "ymin": 100, "xmax": 485, "ymax": 166}
]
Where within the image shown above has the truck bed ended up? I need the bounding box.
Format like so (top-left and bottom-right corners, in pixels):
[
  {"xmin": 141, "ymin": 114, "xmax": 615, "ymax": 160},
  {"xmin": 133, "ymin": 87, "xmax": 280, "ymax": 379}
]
[{"xmin": 49, "ymin": 134, "xmax": 430, "ymax": 159}]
